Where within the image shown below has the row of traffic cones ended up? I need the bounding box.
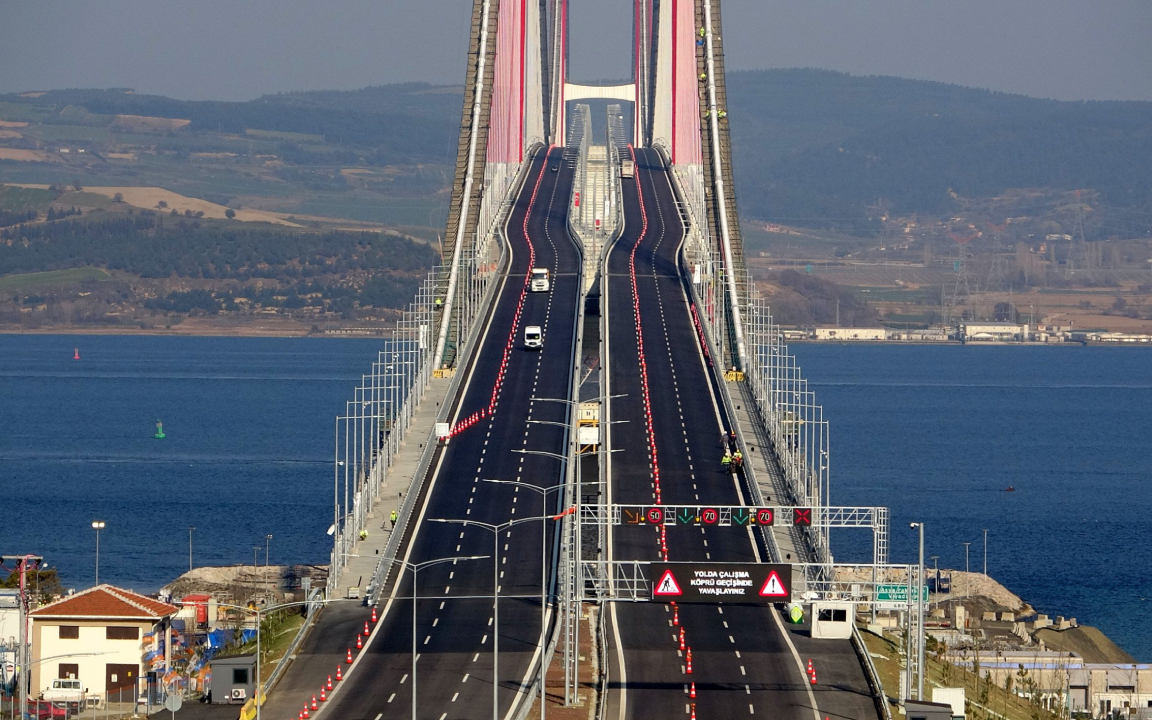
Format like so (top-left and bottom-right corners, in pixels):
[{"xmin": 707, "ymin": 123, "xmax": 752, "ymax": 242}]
[
  {"xmin": 808, "ymin": 658, "xmax": 817, "ymax": 685},
  {"xmin": 323, "ymin": 604, "xmax": 378, "ymax": 716}
]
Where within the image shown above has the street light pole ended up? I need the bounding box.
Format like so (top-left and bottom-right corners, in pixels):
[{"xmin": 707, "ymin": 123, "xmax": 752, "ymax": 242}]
[
  {"xmin": 982, "ymin": 528, "xmax": 988, "ymax": 576},
  {"xmin": 431, "ymin": 514, "xmax": 567, "ymax": 720},
  {"xmin": 265, "ymin": 535, "xmax": 273, "ymax": 567},
  {"xmin": 188, "ymin": 527, "xmax": 195, "ymax": 573},
  {"xmin": 482, "ymin": 478, "xmax": 569, "ymax": 720},
  {"xmin": 91, "ymin": 521, "xmax": 105, "ymax": 584},
  {"xmin": 910, "ymin": 522, "xmax": 925, "ymax": 701},
  {"xmin": 963, "ymin": 541, "xmax": 972, "ymax": 598}
]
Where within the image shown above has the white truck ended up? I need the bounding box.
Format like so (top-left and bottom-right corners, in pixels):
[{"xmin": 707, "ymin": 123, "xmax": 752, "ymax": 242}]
[
  {"xmin": 620, "ymin": 159, "xmax": 635, "ymax": 178},
  {"xmin": 41, "ymin": 678, "xmax": 87, "ymax": 710},
  {"xmin": 524, "ymin": 325, "xmax": 543, "ymax": 350},
  {"xmin": 529, "ymin": 267, "xmax": 550, "ymax": 292}
]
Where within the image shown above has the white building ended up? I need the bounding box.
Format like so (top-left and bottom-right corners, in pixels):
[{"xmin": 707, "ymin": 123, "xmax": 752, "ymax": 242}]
[
  {"xmin": 813, "ymin": 327, "xmax": 887, "ymax": 341},
  {"xmin": 959, "ymin": 322, "xmax": 1027, "ymax": 342},
  {"xmin": 30, "ymin": 585, "xmax": 177, "ymax": 705}
]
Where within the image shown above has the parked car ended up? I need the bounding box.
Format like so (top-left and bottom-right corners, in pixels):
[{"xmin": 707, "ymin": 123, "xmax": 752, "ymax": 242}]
[
  {"xmin": 40, "ymin": 678, "xmax": 86, "ymax": 711},
  {"xmin": 28, "ymin": 700, "xmax": 71, "ymax": 719}
]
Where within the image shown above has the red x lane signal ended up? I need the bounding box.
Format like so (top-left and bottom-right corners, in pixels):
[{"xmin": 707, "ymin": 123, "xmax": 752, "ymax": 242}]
[{"xmin": 793, "ymin": 508, "xmax": 812, "ymax": 526}]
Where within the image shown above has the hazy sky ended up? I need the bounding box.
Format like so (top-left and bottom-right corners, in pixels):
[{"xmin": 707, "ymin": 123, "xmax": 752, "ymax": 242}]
[{"xmin": 1, "ymin": 0, "xmax": 1150, "ymax": 102}]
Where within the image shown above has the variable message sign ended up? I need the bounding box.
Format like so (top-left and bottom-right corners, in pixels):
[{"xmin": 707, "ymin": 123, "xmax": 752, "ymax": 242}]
[{"xmin": 650, "ymin": 563, "xmax": 792, "ymax": 603}]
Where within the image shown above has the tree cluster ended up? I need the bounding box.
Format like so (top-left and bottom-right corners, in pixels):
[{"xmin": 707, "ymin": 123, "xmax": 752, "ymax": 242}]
[{"xmin": 0, "ymin": 216, "xmax": 436, "ymax": 282}]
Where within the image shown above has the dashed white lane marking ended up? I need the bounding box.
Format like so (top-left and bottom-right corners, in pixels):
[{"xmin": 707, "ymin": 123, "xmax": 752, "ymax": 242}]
[
  {"xmin": 729, "ymin": 635, "xmax": 736, "ymax": 643},
  {"xmin": 740, "ymin": 665, "xmax": 746, "ymax": 675},
  {"xmin": 456, "ymin": 544, "xmax": 461, "ymax": 552},
  {"xmin": 448, "ymin": 572, "xmax": 454, "ymax": 579},
  {"xmin": 439, "ymin": 601, "xmax": 446, "ymax": 610},
  {"xmin": 440, "ymin": 713, "xmax": 448, "ymax": 720},
  {"xmin": 745, "ymin": 685, "xmax": 750, "ymax": 694},
  {"xmin": 385, "ymin": 697, "xmax": 394, "ymax": 706},
  {"xmin": 399, "ymin": 673, "xmax": 408, "ymax": 684},
  {"xmin": 444, "ymin": 586, "xmax": 451, "ymax": 594},
  {"xmin": 473, "ymin": 653, "xmax": 480, "ymax": 662},
  {"xmin": 433, "ymin": 618, "xmax": 440, "ymax": 627},
  {"xmin": 377, "ymin": 714, "xmax": 385, "ymax": 720},
  {"xmin": 451, "ymin": 693, "xmax": 459, "ymax": 702},
  {"xmin": 481, "ymin": 634, "xmax": 488, "ymax": 644},
  {"xmin": 735, "ymin": 650, "xmax": 741, "ymax": 658},
  {"xmin": 749, "ymin": 704, "xmax": 755, "ymax": 715},
  {"xmin": 424, "ymin": 635, "xmax": 432, "ymax": 645},
  {"xmin": 462, "ymin": 673, "xmax": 470, "ymax": 683}
]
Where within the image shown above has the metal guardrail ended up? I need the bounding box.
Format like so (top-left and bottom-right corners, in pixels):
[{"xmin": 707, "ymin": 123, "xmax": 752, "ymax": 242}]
[
  {"xmin": 261, "ymin": 587, "xmax": 323, "ymax": 694},
  {"xmin": 853, "ymin": 624, "xmax": 894, "ymax": 720}
]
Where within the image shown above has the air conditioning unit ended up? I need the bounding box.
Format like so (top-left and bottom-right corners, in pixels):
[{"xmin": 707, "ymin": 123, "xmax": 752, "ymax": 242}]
[{"xmin": 230, "ymin": 688, "xmax": 246, "ymax": 702}]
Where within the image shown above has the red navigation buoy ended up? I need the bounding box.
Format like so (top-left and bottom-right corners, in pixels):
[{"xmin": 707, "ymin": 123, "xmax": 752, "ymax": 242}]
[{"xmin": 73, "ymin": 348, "xmax": 80, "ymax": 360}]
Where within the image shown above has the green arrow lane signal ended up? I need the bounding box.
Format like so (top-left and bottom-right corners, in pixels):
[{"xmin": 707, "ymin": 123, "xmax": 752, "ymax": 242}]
[
  {"xmin": 732, "ymin": 509, "xmax": 750, "ymax": 526},
  {"xmin": 677, "ymin": 508, "xmax": 694, "ymax": 524}
]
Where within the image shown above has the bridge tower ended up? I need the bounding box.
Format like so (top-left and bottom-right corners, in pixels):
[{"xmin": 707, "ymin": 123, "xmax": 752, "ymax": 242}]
[
  {"xmin": 435, "ymin": 0, "xmax": 551, "ymax": 368},
  {"xmin": 648, "ymin": 0, "xmax": 750, "ymax": 370}
]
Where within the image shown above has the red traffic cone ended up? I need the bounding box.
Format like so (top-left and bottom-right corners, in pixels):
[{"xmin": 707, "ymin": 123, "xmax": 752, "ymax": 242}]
[
  {"xmin": 689, "ymin": 682, "xmax": 696, "ymax": 699},
  {"xmin": 690, "ymin": 702, "xmax": 697, "ymax": 720},
  {"xmin": 371, "ymin": 606, "xmax": 378, "ymax": 622},
  {"xmin": 679, "ymin": 627, "xmax": 685, "ymax": 650},
  {"xmin": 364, "ymin": 620, "xmax": 370, "ymax": 635},
  {"xmin": 336, "ymin": 666, "xmax": 343, "ymax": 680},
  {"xmin": 807, "ymin": 658, "xmax": 813, "ymax": 675},
  {"xmin": 302, "ymin": 705, "xmax": 310, "ymax": 719},
  {"xmin": 326, "ymin": 675, "xmax": 333, "ymax": 690},
  {"xmin": 320, "ymin": 687, "xmax": 327, "ymax": 702},
  {"xmin": 673, "ymin": 606, "xmax": 679, "ymax": 626},
  {"xmin": 298, "ymin": 712, "xmax": 303, "ymax": 720},
  {"xmin": 686, "ymin": 652, "xmax": 693, "ymax": 675},
  {"xmin": 356, "ymin": 633, "xmax": 363, "ymax": 650},
  {"xmin": 345, "ymin": 648, "xmax": 353, "ymax": 664},
  {"xmin": 810, "ymin": 668, "xmax": 817, "ymax": 685},
  {"xmin": 311, "ymin": 695, "xmax": 318, "ymax": 710}
]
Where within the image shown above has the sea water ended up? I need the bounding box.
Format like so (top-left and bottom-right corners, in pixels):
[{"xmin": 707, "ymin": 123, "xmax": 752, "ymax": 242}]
[
  {"xmin": 791, "ymin": 343, "xmax": 1152, "ymax": 661},
  {"xmin": 0, "ymin": 334, "xmax": 379, "ymax": 593},
  {"xmin": 3, "ymin": 336, "xmax": 1150, "ymax": 659}
]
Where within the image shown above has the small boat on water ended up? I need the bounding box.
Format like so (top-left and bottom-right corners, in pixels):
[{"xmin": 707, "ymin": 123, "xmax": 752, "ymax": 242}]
[{"xmin": 1003, "ymin": 485, "xmax": 1016, "ymax": 492}]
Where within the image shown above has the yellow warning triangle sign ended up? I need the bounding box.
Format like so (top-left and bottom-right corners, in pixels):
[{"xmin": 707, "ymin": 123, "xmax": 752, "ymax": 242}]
[
  {"xmin": 653, "ymin": 569, "xmax": 682, "ymax": 596},
  {"xmin": 759, "ymin": 570, "xmax": 788, "ymax": 598}
]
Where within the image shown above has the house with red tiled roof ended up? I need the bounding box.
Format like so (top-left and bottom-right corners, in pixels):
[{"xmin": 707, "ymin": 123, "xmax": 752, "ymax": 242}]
[{"xmin": 30, "ymin": 585, "xmax": 177, "ymax": 705}]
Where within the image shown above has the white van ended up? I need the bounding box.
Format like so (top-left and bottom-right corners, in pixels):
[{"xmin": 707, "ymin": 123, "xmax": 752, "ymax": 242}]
[
  {"xmin": 530, "ymin": 268, "xmax": 550, "ymax": 292},
  {"xmin": 524, "ymin": 325, "xmax": 543, "ymax": 349}
]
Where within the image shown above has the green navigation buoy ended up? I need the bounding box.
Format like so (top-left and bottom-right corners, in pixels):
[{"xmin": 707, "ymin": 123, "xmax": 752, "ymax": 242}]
[{"xmin": 155, "ymin": 420, "xmax": 166, "ymax": 439}]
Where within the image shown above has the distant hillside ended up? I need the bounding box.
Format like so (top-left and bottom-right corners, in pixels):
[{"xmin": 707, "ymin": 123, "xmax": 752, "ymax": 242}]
[
  {"xmin": 4, "ymin": 71, "xmax": 1152, "ymax": 240},
  {"xmin": 727, "ymin": 69, "xmax": 1152, "ymax": 237}
]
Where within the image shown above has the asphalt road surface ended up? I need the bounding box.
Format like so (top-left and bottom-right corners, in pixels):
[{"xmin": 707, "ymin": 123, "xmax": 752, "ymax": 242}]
[
  {"xmin": 289, "ymin": 146, "xmax": 582, "ymax": 720},
  {"xmin": 601, "ymin": 148, "xmax": 880, "ymax": 720}
]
